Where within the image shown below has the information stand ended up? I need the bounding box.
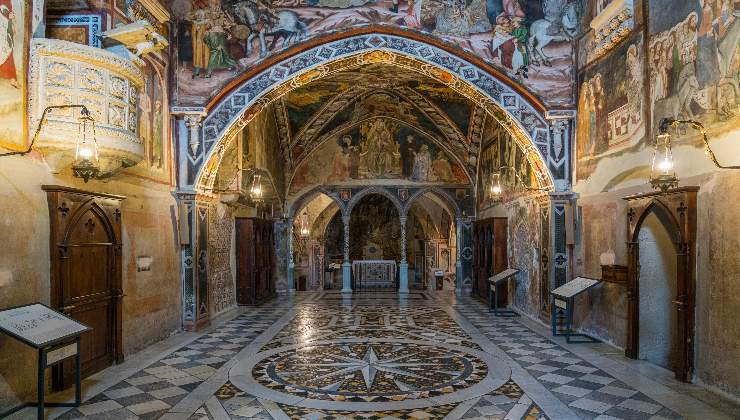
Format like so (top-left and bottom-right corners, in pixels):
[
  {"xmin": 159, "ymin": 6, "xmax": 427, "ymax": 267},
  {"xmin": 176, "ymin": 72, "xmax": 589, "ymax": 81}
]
[
  {"xmin": 550, "ymin": 277, "xmax": 601, "ymax": 343},
  {"xmin": 0, "ymin": 303, "xmax": 90, "ymax": 419},
  {"xmin": 487, "ymin": 268, "xmax": 520, "ymax": 317}
]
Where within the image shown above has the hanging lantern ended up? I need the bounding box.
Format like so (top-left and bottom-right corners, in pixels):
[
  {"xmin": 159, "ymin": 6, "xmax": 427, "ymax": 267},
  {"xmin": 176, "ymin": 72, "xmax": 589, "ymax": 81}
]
[
  {"xmin": 299, "ymin": 211, "xmax": 310, "ymax": 238},
  {"xmin": 250, "ymin": 173, "xmax": 264, "ymax": 204},
  {"xmin": 650, "ymin": 132, "xmax": 678, "ymax": 193},
  {"xmin": 490, "ymin": 171, "xmax": 503, "ymax": 199},
  {"xmin": 71, "ymin": 108, "xmax": 100, "ymax": 182}
]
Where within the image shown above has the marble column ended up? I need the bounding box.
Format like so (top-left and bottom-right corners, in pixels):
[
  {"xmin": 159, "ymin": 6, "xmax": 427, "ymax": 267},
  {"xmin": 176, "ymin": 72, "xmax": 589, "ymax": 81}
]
[
  {"xmin": 174, "ymin": 191, "xmax": 210, "ymax": 331},
  {"xmin": 455, "ymin": 217, "xmax": 464, "ymax": 295},
  {"xmin": 287, "ymin": 218, "xmax": 295, "ymax": 294},
  {"xmin": 548, "ymin": 192, "xmax": 578, "ymax": 290},
  {"xmin": 341, "ymin": 216, "xmax": 352, "ymax": 294},
  {"xmin": 398, "ymin": 216, "xmax": 409, "ymax": 294}
]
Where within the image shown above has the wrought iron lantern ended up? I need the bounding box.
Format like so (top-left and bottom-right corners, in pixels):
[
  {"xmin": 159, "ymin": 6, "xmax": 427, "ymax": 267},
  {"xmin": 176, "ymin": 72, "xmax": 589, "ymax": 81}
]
[
  {"xmin": 299, "ymin": 211, "xmax": 310, "ymax": 238},
  {"xmin": 71, "ymin": 108, "xmax": 101, "ymax": 182},
  {"xmin": 650, "ymin": 126, "xmax": 678, "ymax": 193},
  {"xmin": 489, "ymin": 171, "xmax": 503, "ymax": 198},
  {"xmin": 249, "ymin": 173, "xmax": 264, "ymax": 204}
]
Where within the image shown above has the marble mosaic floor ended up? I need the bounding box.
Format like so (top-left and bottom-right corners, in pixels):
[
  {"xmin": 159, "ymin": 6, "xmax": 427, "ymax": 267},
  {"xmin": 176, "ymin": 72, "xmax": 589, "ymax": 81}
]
[{"xmin": 22, "ymin": 291, "xmax": 738, "ymax": 420}]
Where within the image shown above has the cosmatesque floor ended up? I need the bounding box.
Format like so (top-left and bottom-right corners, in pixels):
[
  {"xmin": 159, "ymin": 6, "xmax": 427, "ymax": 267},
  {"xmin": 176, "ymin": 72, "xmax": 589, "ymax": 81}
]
[{"xmin": 17, "ymin": 291, "xmax": 739, "ymax": 420}]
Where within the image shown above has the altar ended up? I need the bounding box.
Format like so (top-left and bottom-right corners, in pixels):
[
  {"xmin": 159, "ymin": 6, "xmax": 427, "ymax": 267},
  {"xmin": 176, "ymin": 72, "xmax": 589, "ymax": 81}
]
[{"xmin": 352, "ymin": 260, "xmax": 397, "ymax": 289}]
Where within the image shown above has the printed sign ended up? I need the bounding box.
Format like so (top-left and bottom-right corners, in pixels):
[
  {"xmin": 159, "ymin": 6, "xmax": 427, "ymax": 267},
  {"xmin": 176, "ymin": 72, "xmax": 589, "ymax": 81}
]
[
  {"xmin": 551, "ymin": 277, "xmax": 601, "ymax": 299},
  {"xmin": 0, "ymin": 304, "xmax": 89, "ymax": 348},
  {"xmin": 489, "ymin": 268, "xmax": 520, "ymax": 284}
]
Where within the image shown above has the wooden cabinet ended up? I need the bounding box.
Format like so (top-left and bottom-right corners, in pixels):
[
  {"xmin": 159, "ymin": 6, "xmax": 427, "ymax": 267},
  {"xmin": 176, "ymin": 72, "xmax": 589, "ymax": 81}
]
[
  {"xmin": 472, "ymin": 217, "xmax": 508, "ymax": 302},
  {"xmin": 235, "ymin": 218, "xmax": 275, "ymax": 305}
]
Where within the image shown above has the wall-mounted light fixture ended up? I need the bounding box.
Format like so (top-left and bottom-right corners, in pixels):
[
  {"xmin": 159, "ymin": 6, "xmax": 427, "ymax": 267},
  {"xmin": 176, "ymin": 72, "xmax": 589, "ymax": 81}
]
[
  {"xmin": 489, "ymin": 171, "xmax": 503, "ymax": 199},
  {"xmin": 651, "ymin": 118, "xmax": 740, "ymax": 193},
  {"xmin": 489, "ymin": 165, "xmax": 550, "ymax": 201},
  {"xmin": 0, "ymin": 105, "xmax": 101, "ymax": 182},
  {"xmin": 249, "ymin": 173, "xmax": 264, "ymax": 204},
  {"xmin": 650, "ymin": 131, "xmax": 678, "ymax": 193},
  {"xmin": 299, "ymin": 211, "xmax": 310, "ymax": 238}
]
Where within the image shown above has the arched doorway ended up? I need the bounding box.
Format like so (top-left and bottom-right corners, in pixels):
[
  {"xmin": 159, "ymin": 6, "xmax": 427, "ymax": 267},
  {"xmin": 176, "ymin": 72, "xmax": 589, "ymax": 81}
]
[
  {"xmin": 173, "ymin": 32, "xmax": 566, "ymax": 326},
  {"xmin": 187, "ymin": 35, "xmax": 560, "ymax": 194},
  {"xmin": 342, "ymin": 189, "xmax": 405, "ymax": 291},
  {"xmin": 624, "ymin": 187, "xmax": 699, "ymax": 382},
  {"xmin": 404, "ymin": 190, "xmax": 460, "ymax": 291},
  {"xmin": 290, "ymin": 191, "xmax": 342, "ymax": 290}
]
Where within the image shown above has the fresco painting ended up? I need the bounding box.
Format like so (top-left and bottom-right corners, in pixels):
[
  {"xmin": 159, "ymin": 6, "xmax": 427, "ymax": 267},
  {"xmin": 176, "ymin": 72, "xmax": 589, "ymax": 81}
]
[
  {"xmin": 648, "ymin": 0, "xmax": 740, "ymax": 138},
  {"xmin": 476, "ymin": 117, "xmax": 535, "ymax": 210},
  {"xmin": 574, "ymin": 0, "xmax": 740, "ymax": 182},
  {"xmin": 0, "ymin": 0, "xmax": 26, "ymax": 149},
  {"xmin": 137, "ymin": 60, "xmax": 168, "ymax": 173},
  {"xmin": 576, "ymin": 34, "xmax": 644, "ymax": 181},
  {"xmin": 290, "ymin": 116, "xmax": 468, "ymax": 194},
  {"xmin": 169, "ymin": 0, "xmax": 580, "ymax": 106}
]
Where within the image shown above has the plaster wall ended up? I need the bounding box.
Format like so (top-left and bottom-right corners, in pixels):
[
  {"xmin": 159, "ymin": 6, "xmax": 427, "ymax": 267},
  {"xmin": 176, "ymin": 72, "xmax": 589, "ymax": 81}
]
[{"xmin": 0, "ymin": 156, "xmax": 180, "ymax": 413}]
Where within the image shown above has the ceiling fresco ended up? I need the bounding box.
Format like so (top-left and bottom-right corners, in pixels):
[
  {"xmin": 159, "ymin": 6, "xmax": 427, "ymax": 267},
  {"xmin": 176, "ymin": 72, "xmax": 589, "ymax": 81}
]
[
  {"xmin": 282, "ymin": 63, "xmax": 474, "ymax": 141},
  {"xmin": 169, "ymin": 0, "xmax": 579, "ymax": 107},
  {"xmin": 210, "ymin": 61, "xmax": 542, "ymax": 201}
]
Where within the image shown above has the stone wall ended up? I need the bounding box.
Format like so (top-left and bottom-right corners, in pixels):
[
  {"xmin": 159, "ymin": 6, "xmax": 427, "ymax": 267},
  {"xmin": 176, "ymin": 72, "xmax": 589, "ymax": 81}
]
[
  {"xmin": 208, "ymin": 202, "xmax": 236, "ymax": 316},
  {"xmin": 568, "ymin": 0, "xmax": 740, "ymax": 399}
]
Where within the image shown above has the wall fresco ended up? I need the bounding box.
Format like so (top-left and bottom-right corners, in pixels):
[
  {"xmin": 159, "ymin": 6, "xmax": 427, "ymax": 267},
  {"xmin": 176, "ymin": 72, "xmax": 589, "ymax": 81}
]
[
  {"xmin": 476, "ymin": 115, "xmax": 536, "ymax": 211},
  {"xmin": 289, "ymin": 116, "xmax": 469, "ymax": 195},
  {"xmin": 576, "ymin": 33, "xmax": 644, "ymax": 181},
  {"xmin": 169, "ymin": 0, "xmax": 579, "ymax": 106},
  {"xmin": 0, "ymin": 0, "xmax": 26, "ymax": 150},
  {"xmin": 648, "ymin": 1, "xmax": 740, "ymax": 139}
]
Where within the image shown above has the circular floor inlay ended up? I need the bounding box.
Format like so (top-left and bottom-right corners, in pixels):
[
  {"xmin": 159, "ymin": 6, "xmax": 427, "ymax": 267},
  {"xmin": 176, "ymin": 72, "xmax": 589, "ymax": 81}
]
[{"xmin": 230, "ymin": 338, "xmax": 511, "ymax": 411}]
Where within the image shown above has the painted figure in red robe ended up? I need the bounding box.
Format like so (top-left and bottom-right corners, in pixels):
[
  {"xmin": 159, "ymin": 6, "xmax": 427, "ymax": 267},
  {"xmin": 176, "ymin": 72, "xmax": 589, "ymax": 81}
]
[{"xmin": 0, "ymin": 0, "xmax": 17, "ymax": 87}]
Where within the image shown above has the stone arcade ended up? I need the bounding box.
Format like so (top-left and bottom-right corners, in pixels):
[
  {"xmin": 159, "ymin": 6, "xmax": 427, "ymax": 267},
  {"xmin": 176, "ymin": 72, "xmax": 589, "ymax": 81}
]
[{"xmin": 0, "ymin": 0, "xmax": 739, "ymax": 419}]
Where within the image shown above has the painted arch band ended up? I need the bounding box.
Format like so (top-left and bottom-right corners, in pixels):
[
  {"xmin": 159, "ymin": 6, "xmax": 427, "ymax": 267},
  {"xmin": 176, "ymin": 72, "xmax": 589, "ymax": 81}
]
[{"xmin": 191, "ymin": 33, "xmax": 572, "ymax": 193}]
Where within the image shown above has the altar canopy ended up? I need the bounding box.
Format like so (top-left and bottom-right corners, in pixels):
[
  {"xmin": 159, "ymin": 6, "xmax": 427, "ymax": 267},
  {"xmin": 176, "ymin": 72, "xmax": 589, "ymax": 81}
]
[{"xmin": 352, "ymin": 260, "xmax": 397, "ymax": 289}]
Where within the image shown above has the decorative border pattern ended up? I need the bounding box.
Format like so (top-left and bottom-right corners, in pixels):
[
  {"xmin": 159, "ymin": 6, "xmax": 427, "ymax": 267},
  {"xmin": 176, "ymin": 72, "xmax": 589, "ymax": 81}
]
[
  {"xmin": 189, "ymin": 34, "xmax": 568, "ymax": 193},
  {"xmin": 47, "ymin": 14, "xmax": 103, "ymax": 48}
]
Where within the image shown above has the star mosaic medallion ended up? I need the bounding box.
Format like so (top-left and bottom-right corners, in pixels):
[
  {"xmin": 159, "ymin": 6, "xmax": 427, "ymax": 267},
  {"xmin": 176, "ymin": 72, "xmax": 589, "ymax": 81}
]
[{"xmin": 253, "ymin": 341, "xmax": 488, "ymax": 401}]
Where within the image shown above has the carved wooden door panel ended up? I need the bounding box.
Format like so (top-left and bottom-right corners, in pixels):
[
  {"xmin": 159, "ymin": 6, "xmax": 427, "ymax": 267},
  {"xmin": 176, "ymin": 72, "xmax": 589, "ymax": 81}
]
[
  {"xmin": 235, "ymin": 218, "xmax": 275, "ymax": 304},
  {"xmin": 43, "ymin": 185, "xmax": 124, "ymax": 390},
  {"xmin": 235, "ymin": 218, "xmax": 255, "ymax": 304}
]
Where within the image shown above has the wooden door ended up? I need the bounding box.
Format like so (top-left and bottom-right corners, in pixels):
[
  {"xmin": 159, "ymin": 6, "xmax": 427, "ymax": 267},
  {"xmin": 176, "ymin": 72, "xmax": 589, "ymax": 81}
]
[
  {"xmin": 624, "ymin": 187, "xmax": 698, "ymax": 382},
  {"xmin": 235, "ymin": 218, "xmax": 275, "ymax": 304},
  {"xmin": 235, "ymin": 218, "xmax": 256, "ymax": 305},
  {"xmin": 43, "ymin": 186, "xmax": 124, "ymax": 390},
  {"xmin": 492, "ymin": 217, "xmax": 509, "ymax": 307}
]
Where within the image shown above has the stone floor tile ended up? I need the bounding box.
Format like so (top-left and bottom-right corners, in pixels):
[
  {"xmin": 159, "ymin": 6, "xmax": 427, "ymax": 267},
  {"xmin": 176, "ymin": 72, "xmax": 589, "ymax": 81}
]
[
  {"xmin": 127, "ymin": 399, "xmax": 172, "ymax": 415},
  {"xmin": 77, "ymin": 400, "xmax": 124, "ymax": 416},
  {"xmin": 570, "ymin": 397, "xmax": 614, "ymax": 414}
]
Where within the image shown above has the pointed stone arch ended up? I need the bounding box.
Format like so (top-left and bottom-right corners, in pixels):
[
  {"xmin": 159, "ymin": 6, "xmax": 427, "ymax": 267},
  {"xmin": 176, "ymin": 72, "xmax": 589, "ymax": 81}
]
[{"xmin": 181, "ymin": 32, "xmax": 570, "ymax": 194}]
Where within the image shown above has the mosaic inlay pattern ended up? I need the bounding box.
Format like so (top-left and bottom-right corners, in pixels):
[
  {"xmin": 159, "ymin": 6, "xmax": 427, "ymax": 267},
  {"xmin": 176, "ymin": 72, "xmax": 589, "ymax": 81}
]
[
  {"xmin": 228, "ymin": 293, "xmax": 512, "ymax": 412},
  {"xmin": 50, "ymin": 291, "xmax": 704, "ymax": 420},
  {"xmin": 253, "ymin": 341, "xmax": 488, "ymax": 401}
]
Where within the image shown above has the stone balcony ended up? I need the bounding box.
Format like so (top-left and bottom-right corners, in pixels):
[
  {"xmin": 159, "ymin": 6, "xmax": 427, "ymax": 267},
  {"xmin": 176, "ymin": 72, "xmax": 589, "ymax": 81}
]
[{"xmin": 28, "ymin": 38, "xmax": 144, "ymax": 177}]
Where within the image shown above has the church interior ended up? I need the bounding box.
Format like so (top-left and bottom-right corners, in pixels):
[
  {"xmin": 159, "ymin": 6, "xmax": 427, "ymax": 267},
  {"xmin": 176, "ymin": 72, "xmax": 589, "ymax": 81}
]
[{"xmin": 0, "ymin": 0, "xmax": 739, "ymax": 419}]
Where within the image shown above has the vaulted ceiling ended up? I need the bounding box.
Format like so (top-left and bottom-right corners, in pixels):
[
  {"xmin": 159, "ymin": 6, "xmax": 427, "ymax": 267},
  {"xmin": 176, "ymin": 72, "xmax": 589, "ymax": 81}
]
[
  {"xmin": 214, "ymin": 62, "xmax": 540, "ymax": 201},
  {"xmin": 274, "ymin": 63, "xmax": 485, "ymax": 179}
]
